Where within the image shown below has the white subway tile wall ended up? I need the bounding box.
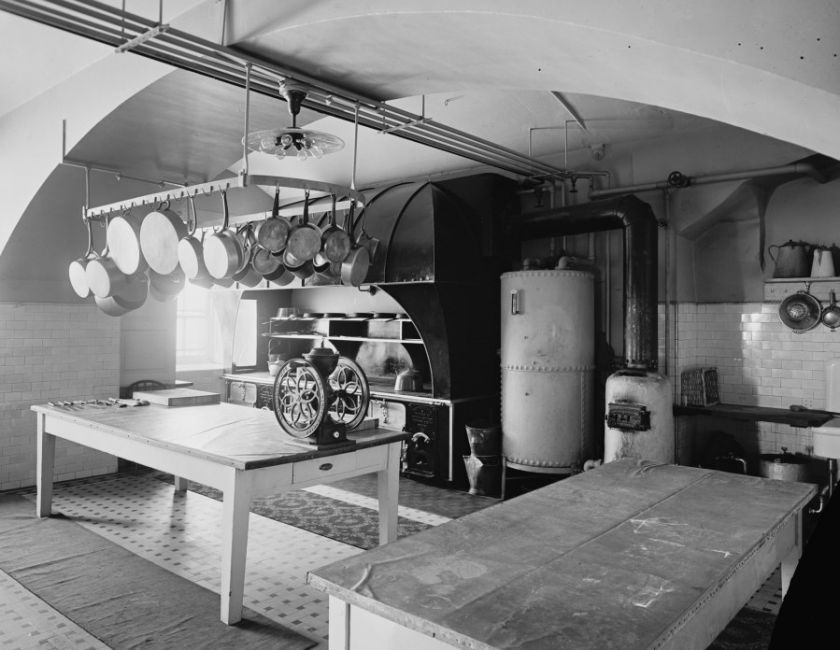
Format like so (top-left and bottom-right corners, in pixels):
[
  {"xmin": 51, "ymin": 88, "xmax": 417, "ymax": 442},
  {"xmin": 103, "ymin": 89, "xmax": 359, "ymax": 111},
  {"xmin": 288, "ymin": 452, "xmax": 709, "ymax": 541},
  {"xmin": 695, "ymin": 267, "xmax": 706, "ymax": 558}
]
[
  {"xmin": 2, "ymin": 299, "xmax": 834, "ymax": 491},
  {"xmin": 662, "ymin": 302, "xmax": 840, "ymax": 458},
  {"xmin": 0, "ymin": 303, "xmax": 120, "ymax": 491}
]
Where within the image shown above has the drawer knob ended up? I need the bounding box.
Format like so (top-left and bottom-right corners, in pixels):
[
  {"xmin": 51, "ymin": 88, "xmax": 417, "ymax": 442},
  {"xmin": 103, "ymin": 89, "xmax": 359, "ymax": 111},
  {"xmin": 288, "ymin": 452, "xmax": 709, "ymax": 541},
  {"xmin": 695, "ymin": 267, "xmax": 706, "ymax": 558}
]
[{"xmin": 318, "ymin": 463, "xmax": 333, "ymax": 471}]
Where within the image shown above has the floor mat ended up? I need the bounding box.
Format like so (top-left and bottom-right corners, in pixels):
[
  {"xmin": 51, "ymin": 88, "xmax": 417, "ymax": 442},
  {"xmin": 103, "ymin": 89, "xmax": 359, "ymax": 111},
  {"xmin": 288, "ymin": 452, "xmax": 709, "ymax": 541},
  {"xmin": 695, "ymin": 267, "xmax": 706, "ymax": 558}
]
[
  {"xmin": 332, "ymin": 474, "xmax": 498, "ymax": 519},
  {"xmin": 0, "ymin": 494, "xmax": 317, "ymax": 650},
  {"xmin": 154, "ymin": 474, "xmax": 433, "ymax": 550},
  {"xmin": 708, "ymin": 606, "xmax": 776, "ymax": 650}
]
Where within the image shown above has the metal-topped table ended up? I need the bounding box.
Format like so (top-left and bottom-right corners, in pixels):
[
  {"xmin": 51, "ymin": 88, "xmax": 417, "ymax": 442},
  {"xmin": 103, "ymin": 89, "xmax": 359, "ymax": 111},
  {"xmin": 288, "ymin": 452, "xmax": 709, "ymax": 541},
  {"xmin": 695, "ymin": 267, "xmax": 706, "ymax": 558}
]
[
  {"xmin": 309, "ymin": 459, "xmax": 816, "ymax": 649},
  {"xmin": 31, "ymin": 401, "xmax": 408, "ymax": 625}
]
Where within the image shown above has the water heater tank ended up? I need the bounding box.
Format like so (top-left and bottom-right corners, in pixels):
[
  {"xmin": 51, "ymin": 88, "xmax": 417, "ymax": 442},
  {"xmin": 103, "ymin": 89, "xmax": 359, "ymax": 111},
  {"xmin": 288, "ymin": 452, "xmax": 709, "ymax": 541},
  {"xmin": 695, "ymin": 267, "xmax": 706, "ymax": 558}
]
[
  {"xmin": 500, "ymin": 270, "xmax": 595, "ymax": 473},
  {"xmin": 604, "ymin": 369, "xmax": 674, "ymax": 464}
]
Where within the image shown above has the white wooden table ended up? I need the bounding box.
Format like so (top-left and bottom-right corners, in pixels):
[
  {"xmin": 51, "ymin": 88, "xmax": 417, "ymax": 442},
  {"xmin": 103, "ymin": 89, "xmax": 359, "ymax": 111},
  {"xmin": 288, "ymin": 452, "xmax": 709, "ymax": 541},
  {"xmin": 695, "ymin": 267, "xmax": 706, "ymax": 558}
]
[
  {"xmin": 309, "ymin": 459, "xmax": 816, "ymax": 650},
  {"xmin": 31, "ymin": 402, "xmax": 407, "ymax": 625}
]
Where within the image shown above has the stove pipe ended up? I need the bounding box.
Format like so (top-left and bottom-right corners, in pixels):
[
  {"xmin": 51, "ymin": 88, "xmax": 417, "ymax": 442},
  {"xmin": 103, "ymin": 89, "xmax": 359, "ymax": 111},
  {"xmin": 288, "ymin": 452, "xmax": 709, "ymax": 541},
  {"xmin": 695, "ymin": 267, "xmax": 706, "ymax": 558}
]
[{"xmin": 515, "ymin": 194, "xmax": 658, "ymax": 370}]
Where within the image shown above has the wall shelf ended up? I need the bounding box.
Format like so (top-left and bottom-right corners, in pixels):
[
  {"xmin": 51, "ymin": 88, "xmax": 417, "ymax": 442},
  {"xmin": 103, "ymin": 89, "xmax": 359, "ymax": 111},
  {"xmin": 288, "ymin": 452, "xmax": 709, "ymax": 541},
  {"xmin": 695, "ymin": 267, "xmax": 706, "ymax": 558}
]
[
  {"xmin": 674, "ymin": 403, "xmax": 832, "ymax": 428},
  {"xmin": 764, "ymin": 277, "xmax": 840, "ymax": 302}
]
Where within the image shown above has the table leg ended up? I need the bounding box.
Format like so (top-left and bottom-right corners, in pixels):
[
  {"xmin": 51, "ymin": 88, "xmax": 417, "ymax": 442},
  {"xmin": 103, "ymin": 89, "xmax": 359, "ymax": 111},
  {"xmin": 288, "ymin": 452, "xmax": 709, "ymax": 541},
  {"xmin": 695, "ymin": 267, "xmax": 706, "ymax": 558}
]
[
  {"xmin": 376, "ymin": 442, "xmax": 401, "ymax": 545},
  {"xmin": 219, "ymin": 470, "xmax": 252, "ymax": 624},
  {"xmin": 781, "ymin": 508, "xmax": 805, "ymax": 598},
  {"xmin": 173, "ymin": 476, "xmax": 189, "ymax": 493},
  {"xmin": 36, "ymin": 413, "xmax": 55, "ymax": 518}
]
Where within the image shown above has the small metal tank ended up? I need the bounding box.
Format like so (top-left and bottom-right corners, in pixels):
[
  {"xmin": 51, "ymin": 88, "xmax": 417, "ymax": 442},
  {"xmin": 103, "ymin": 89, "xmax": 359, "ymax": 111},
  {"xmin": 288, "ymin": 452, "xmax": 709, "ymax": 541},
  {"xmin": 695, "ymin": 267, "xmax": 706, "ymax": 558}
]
[
  {"xmin": 500, "ymin": 270, "xmax": 595, "ymax": 473},
  {"xmin": 604, "ymin": 368, "xmax": 674, "ymax": 464}
]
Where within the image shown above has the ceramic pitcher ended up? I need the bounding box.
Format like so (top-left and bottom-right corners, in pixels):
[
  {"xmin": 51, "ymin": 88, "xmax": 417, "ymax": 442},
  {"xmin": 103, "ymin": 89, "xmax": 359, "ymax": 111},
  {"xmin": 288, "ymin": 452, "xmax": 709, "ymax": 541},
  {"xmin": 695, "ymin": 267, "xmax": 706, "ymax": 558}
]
[{"xmin": 811, "ymin": 247, "xmax": 836, "ymax": 278}]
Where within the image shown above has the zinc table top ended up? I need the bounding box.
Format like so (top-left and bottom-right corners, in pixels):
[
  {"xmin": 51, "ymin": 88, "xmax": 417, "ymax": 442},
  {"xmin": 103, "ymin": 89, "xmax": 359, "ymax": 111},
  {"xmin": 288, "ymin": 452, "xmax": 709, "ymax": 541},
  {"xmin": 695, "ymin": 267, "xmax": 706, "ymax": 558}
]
[
  {"xmin": 308, "ymin": 459, "xmax": 816, "ymax": 649},
  {"xmin": 31, "ymin": 402, "xmax": 407, "ymax": 470}
]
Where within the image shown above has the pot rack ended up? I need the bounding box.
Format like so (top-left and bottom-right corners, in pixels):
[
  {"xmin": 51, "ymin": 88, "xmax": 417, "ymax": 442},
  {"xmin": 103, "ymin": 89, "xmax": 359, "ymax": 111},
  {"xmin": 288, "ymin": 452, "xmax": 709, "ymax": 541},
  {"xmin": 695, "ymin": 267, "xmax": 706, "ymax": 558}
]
[
  {"xmin": 83, "ymin": 58, "xmax": 365, "ymax": 221},
  {"xmin": 0, "ymin": 0, "xmax": 604, "ymax": 183},
  {"xmin": 83, "ymin": 174, "xmax": 366, "ymax": 221}
]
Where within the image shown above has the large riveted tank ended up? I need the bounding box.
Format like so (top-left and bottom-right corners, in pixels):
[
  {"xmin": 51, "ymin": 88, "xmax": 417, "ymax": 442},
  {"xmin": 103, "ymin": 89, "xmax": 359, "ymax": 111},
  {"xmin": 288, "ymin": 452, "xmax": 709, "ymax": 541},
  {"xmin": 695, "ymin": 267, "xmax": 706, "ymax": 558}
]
[{"xmin": 500, "ymin": 270, "xmax": 595, "ymax": 473}]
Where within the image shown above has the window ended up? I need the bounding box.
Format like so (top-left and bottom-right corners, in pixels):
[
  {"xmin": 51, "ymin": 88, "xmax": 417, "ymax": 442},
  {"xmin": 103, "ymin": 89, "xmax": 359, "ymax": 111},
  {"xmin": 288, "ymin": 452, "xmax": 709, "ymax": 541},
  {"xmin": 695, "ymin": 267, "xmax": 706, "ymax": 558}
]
[
  {"xmin": 175, "ymin": 284, "xmax": 258, "ymax": 370},
  {"xmin": 176, "ymin": 283, "xmax": 223, "ymax": 369}
]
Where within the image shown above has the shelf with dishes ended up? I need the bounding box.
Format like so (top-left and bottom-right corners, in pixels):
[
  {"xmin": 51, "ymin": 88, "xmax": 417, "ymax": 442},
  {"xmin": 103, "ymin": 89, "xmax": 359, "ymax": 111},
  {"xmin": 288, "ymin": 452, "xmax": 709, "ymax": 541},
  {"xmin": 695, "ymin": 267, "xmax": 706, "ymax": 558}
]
[
  {"xmin": 264, "ymin": 311, "xmax": 422, "ymax": 346},
  {"xmin": 264, "ymin": 333, "xmax": 424, "ymax": 344}
]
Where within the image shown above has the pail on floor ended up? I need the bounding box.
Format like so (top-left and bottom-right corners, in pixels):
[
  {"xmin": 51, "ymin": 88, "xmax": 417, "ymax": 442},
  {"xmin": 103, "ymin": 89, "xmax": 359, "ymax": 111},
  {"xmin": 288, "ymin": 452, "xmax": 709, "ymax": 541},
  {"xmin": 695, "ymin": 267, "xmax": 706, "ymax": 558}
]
[{"xmin": 465, "ymin": 421, "xmax": 501, "ymax": 456}]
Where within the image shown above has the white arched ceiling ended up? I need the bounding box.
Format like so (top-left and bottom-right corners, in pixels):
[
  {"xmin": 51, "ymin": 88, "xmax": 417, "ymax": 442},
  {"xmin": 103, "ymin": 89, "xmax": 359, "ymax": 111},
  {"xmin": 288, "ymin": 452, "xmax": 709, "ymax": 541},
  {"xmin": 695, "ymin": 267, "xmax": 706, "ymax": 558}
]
[
  {"xmin": 1, "ymin": 0, "xmax": 838, "ymax": 301},
  {"xmin": 227, "ymin": 0, "xmax": 840, "ymax": 159}
]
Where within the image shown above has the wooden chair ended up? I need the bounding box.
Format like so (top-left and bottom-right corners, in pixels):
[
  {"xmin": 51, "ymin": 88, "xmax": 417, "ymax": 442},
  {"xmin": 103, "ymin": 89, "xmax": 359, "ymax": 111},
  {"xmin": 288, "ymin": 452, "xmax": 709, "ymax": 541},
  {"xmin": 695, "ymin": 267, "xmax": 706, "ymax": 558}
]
[{"xmin": 120, "ymin": 379, "xmax": 167, "ymax": 399}]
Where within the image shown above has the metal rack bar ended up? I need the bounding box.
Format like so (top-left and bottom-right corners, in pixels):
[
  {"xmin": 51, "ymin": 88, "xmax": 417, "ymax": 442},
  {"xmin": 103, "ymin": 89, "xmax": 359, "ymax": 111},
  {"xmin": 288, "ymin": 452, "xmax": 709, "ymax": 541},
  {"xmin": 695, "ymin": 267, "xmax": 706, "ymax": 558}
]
[
  {"xmin": 84, "ymin": 174, "xmax": 365, "ymax": 220},
  {"xmin": 0, "ymin": 0, "xmax": 602, "ymax": 182}
]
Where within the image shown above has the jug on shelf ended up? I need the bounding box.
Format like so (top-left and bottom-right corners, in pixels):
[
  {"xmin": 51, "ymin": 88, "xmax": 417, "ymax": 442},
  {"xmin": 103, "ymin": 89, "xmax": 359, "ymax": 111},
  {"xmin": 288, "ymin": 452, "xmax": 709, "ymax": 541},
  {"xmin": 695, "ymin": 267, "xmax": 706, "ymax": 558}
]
[
  {"xmin": 811, "ymin": 247, "xmax": 836, "ymax": 278},
  {"xmin": 768, "ymin": 240, "xmax": 810, "ymax": 278}
]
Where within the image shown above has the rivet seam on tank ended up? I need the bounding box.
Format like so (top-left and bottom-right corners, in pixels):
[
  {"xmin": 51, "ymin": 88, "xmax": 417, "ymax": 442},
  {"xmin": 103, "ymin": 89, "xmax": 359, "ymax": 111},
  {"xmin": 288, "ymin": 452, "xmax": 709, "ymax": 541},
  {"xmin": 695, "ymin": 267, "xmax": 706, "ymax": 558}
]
[
  {"xmin": 502, "ymin": 364, "xmax": 596, "ymax": 372},
  {"xmin": 503, "ymin": 270, "xmax": 594, "ymax": 278},
  {"xmin": 504, "ymin": 457, "xmax": 576, "ymax": 468}
]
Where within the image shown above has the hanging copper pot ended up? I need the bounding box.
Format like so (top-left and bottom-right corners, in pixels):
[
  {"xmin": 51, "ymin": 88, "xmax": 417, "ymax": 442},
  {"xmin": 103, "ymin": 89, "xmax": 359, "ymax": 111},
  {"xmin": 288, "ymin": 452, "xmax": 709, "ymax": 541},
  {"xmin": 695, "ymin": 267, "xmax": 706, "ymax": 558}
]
[
  {"xmin": 255, "ymin": 185, "xmax": 291, "ymax": 253},
  {"xmin": 139, "ymin": 200, "xmax": 188, "ymax": 275},
  {"xmin": 203, "ymin": 189, "xmax": 244, "ymax": 281},
  {"xmin": 68, "ymin": 217, "xmax": 95, "ymax": 299},
  {"xmin": 107, "ymin": 207, "xmax": 146, "ymax": 275},
  {"xmin": 286, "ymin": 189, "xmax": 321, "ymax": 262},
  {"xmin": 177, "ymin": 195, "xmax": 212, "ymax": 286}
]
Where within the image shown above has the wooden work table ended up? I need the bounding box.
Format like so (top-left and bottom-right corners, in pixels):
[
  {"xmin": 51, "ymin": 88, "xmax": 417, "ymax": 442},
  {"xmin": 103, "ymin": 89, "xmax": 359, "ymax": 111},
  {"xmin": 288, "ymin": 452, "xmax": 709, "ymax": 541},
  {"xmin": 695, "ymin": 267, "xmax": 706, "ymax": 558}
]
[
  {"xmin": 309, "ymin": 459, "xmax": 816, "ymax": 650},
  {"xmin": 31, "ymin": 402, "xmax": 408, "ymax": 625}
]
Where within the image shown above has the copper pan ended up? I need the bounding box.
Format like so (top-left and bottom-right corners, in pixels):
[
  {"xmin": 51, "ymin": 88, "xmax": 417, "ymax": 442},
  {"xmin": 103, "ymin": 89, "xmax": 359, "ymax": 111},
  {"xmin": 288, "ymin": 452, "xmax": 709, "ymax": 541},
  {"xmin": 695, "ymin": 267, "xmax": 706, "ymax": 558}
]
[
  {"xmin": 255, "ymin": 186, "xmax": 291, "ymax": 253},
  {"xmin": 286, "ymin": 189, "xmax": 321, "ymax": 262},
  {"xmin": 203, "ymin": 189, "xmax": 244, "ymax": 281},
  {"xmin": 107, "ymin": 208, "xmax": 146, "ymax": 275},
  {"xmin": 139, "ymin": 200, "xmax": 187, "ymax": 275}
]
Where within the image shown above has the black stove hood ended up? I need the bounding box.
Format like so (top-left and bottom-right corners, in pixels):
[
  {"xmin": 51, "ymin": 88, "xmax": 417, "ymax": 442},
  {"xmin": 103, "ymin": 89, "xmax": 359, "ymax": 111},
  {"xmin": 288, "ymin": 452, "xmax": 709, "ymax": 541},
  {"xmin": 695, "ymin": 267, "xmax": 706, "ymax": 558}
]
[
  {"xmin": 353, "ymin": 175, "xmax": 512, "ymax": 285},
  {"xmin": 349, "ymin": 174, "xmax": 518, "ymax": 399}
]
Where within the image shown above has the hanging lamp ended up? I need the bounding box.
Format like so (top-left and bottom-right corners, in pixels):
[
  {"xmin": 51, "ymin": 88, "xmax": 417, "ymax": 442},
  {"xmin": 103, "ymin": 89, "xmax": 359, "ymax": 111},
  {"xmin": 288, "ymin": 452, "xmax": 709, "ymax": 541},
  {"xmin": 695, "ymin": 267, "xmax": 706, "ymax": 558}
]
[{"xmin": 245, "ymin": 80, "xmax": 345, "ymax": 160}]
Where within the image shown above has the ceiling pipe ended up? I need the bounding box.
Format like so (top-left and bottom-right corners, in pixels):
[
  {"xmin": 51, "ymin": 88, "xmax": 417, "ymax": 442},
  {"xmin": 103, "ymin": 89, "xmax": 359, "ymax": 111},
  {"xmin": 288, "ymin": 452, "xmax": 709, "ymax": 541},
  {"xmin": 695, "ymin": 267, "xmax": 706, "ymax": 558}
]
[
  {"xmin": 514, "ymin": 195, "xmax": 659, "ymax": 371},
  {"xmin": 589, "ymin": 161, "xmax": 827, "ymax": 199},
  {"xmin": 0, "ymin": 0, "xmax": 601, "ymax": 183}
]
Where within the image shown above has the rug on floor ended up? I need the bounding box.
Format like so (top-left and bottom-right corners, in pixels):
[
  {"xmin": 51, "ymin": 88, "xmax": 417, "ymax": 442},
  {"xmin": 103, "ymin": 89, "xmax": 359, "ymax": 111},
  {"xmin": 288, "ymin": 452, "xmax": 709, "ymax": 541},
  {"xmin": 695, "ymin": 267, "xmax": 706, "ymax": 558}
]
[
  {"xmin": 0, "ymin": 494, "xmax": 317, "ymax": 650},
  {"xmin": 156, "ymin": 474, "xmax": 432, "ymax": 550},
  {"xmin": 708, "ymin": 606, "xmax": 776, "ymax": 650}
]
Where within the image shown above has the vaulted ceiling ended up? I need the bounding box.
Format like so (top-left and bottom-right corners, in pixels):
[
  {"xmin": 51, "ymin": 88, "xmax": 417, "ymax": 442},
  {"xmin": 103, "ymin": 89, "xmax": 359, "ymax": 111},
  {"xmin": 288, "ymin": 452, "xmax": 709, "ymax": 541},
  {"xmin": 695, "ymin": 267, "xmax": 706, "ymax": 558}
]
[{"xmin": 1, "ymin": 0, "xmax": 838, "ymax": 301}]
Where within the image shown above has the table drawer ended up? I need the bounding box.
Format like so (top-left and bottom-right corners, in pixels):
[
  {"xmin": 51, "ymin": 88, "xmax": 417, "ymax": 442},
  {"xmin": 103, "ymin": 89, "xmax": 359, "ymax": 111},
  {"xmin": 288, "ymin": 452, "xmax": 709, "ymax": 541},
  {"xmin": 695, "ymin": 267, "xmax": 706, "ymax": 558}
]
[{"xmin": 293, "ymin": 454, "xmax": 357, "ymax": 483}]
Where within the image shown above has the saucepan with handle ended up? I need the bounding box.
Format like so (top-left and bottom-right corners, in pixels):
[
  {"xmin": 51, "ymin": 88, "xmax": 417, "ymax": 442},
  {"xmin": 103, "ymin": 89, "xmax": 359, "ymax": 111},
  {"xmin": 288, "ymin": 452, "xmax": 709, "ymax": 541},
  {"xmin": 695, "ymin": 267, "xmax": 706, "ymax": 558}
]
[
  {"xmin": 286, "ymin": 189, "xmax": 321, "ymax": 262},
  {"xmin": 340, "ymin": 200, "xmax": 370, "ymax": 287},
  {"xmin": 255, "ymin": 185, "xmax": 291, "ymax": 254},
  {"xmin": 821, "ymin": 290, "xmax": 840, "ymax": 330},
  {"xmin": 68, "ymin": 215, "xmax": 96, "ymax": 299},
  {"xmin": 203, "ymin": 189, "xmax": 244, "ymax": 282},
  {"xmin": 177, "ymin": 195, "xmax": 212, "ymax": 287},
  {"xmin": 321, "ymin": 194, "xmax": 352, "ymax": 264}
]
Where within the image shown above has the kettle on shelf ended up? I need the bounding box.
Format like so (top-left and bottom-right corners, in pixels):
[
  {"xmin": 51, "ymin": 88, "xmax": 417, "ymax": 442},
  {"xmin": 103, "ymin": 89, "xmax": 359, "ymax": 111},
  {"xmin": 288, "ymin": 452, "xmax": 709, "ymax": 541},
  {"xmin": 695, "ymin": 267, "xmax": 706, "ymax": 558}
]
[
  {"xmin": 394, "ymin": 366, "xmax": 424, "ymax": 392},
  {"xmin": 768, "ymin": 240, "xmax": 810, "ymax": 278}
]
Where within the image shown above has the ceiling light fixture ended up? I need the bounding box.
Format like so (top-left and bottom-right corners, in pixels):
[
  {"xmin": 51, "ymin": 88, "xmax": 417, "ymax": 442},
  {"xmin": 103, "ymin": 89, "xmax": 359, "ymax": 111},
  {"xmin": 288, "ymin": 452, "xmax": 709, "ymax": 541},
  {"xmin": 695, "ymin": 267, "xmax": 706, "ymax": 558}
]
[{"xmin": 245, "ymin": 80, "xmax": 345, "ymax": 160}]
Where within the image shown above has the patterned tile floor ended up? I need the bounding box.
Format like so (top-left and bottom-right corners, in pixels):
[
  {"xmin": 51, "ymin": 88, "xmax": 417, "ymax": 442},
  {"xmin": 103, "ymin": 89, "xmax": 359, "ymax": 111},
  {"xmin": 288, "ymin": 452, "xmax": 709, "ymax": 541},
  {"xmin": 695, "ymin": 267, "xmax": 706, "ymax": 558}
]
[
  {"xmin": 0, "ymin": 472, "xmax": 462, "ymax": 649},
  {"xmin": 0, "ymin": 472, "xmax": 782, "ymax": 649}
]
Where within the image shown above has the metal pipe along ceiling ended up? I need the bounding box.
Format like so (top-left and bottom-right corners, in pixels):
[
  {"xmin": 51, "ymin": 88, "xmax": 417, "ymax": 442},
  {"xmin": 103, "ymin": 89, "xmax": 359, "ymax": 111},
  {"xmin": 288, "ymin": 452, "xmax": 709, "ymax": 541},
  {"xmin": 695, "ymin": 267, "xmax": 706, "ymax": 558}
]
[
  {"xmin": 588, "ymin": 162, "xmax": 827, "ymax": 199},
  {"xmin": 516, "ymin": 195, "xmax": 659, "ymax": 371},
  {"xmin": 0, "ymin": 0, "xmax": 602, "ymax": 183}
]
